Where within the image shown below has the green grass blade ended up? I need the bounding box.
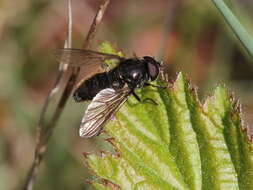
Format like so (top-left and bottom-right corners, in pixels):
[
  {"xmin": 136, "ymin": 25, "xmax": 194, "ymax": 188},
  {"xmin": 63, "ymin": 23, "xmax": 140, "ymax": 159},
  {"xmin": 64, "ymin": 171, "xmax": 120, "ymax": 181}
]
[{"xmin": 211, "ymin": 0, "xmax": 253, "ymax": 59}]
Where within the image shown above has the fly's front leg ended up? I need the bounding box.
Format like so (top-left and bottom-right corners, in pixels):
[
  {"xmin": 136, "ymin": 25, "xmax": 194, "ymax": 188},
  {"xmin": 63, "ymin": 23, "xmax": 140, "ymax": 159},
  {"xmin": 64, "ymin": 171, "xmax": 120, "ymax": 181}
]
[{"xmin": 144, "ymin": 83, "xmax": 166, "ymax": 89}]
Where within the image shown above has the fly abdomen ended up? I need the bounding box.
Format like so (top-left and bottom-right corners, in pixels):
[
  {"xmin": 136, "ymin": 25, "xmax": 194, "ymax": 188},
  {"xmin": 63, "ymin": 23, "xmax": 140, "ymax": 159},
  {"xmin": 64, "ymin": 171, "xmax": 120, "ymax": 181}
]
[{"xmin": 73, "ymin": 72, "xmax": 110, "ymax": 102}]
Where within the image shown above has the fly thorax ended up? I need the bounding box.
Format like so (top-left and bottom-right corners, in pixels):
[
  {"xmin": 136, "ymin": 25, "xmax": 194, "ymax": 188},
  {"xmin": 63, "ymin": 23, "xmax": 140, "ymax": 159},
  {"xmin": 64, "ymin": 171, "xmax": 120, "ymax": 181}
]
[
  {"xmin": 127, "ymin": 70, "xmax": 147, "ymax": 89},
  {"xmin": 108, "ymin": 69, "xmax": 125, "ymax": 89}
]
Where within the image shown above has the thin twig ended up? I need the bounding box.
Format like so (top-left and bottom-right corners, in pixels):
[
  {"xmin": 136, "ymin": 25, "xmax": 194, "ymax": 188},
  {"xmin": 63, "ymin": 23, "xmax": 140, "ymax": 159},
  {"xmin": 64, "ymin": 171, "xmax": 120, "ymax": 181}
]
[
  {"xmin": 83, "ymin": 0, "xmax": 110, "ymax": 49},
  {"xmin": 21, "ymin": 1, "xmax": 73, "ymax": 190},
  {"xmin": 21, "ymin": 0, "xmax": 110, "ymax": 190}
]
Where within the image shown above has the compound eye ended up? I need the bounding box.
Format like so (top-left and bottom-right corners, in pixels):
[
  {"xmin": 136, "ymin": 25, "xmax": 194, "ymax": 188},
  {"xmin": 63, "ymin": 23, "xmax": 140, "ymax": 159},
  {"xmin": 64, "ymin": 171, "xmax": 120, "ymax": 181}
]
[{"xmin": 148, "ymin": 62, "xmax": 159, "ymax": 80}]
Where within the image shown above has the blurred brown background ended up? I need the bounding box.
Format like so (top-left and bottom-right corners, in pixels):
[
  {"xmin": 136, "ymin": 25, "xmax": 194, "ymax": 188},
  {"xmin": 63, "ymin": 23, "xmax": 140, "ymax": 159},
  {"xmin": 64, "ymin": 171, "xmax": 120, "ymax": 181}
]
[{"xmin": 0, "ymin": 0, "xmax": 252, "ymax": 189}]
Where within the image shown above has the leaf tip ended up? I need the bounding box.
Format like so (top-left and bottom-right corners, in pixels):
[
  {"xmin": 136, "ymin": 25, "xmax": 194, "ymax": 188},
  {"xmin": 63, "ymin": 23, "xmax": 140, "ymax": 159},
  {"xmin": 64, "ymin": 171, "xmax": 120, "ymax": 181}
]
[{"xmin": 228, "ymin": 90, "xmax": 253, "ymax": 143}]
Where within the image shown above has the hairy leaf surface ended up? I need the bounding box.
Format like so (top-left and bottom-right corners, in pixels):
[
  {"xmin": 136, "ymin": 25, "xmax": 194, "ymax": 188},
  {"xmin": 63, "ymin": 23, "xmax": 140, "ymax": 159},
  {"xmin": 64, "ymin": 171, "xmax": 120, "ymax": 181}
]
[{"xmin": 84, "ymin": 43, "xmax": 253, "ymax": 190}]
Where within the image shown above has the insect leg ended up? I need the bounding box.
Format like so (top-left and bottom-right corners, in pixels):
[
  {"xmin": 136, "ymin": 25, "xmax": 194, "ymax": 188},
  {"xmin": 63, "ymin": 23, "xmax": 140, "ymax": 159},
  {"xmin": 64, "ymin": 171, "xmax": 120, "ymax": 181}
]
[
  {"xmin": 143, "ymin": 98, "xmax": 158, "ymax": 105},
  {"xmin": 132, "ymin": 91, "xmax": 158, "ymax": 106},
  {"xmin": 132, "ymin": 91, "xmax": 142, "ymax": 102},
  {"xmin": 144, "ymin": 83, "xmax": 166, "ymax": 89}
]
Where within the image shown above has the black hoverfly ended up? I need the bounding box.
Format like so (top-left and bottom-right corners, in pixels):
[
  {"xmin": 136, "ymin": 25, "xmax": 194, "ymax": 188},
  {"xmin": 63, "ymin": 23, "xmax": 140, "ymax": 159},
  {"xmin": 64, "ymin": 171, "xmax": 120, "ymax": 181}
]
[{"xmin": 55, "ymin": 48, "xmax": 162, "ymax": 138}]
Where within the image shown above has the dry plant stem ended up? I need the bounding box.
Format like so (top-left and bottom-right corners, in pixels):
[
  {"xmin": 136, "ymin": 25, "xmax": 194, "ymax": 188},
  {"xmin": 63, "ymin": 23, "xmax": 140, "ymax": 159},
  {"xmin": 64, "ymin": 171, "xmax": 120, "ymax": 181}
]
[
  {"xmin": 21, "ymin": 0, "xmax": 73, "ymax": 189},
  {"xmin": 21, "ymin": 71, "xmax": 64, "ymax": 190},
  {"xmin": 83, "ymin": 0, "xmax": 110, "ymax": 49},
  {"xmin": 22, "ymin": 0, "xmax": 110, "ymax": 190}
]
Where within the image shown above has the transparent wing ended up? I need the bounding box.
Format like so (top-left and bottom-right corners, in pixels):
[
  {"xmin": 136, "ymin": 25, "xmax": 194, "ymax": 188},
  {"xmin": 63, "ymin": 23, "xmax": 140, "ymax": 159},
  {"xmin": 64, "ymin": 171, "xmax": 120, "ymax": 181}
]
[
  {"xmin": 54, "ymin": 48, "xmax": 123, "ymax": 67},
  {"xmin": 54, "ymin": 48, "xmax": 124, "ymax": 79},
  {"xmin": 79, "ymin": 87, "xmax": 130, "ymax": 138}
]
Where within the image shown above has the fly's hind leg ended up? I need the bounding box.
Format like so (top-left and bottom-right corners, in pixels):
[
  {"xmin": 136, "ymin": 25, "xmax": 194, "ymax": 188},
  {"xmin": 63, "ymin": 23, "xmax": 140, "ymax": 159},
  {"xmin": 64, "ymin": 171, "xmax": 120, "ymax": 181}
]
[
  {"xmin": 132, "ymin": 91, "xmax": 158, "ymax": 106},
  {"xmin": 144, "ymin": 83, "xmax": 166, "ymax": 89}
]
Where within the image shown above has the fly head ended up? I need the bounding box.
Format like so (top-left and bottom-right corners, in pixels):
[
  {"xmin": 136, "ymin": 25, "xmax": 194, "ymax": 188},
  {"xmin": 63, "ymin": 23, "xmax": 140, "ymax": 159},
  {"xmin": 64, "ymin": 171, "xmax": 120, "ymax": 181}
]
[{"xmin": 143, "ymin": 56, "xmax": 161, "ymax": 81}]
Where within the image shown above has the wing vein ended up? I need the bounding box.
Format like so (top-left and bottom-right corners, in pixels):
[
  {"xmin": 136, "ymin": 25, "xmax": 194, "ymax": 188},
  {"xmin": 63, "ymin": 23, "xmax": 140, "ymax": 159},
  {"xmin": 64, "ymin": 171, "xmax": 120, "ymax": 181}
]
[{"xmin": 79, "ymin": 88, "xmax": 130, "ymax": 138}]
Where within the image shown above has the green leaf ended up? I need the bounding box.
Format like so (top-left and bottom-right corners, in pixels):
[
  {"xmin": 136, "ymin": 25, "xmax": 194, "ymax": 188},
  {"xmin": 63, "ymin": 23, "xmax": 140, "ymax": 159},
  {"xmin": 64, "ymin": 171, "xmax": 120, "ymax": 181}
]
[
  {"xmin": 211, "ymin": 0, "xmax": 253, "ymax": 59},
  {"xmin": 83, "ymin": 43, "xmax": 253, "ymax": 189},
  {"xmin": 97, "ymin": 42, "xmax": 124, "ymax": 68},
  {"xmin": 98, "ymin": 42, "xmax": 123, "ymax": 57}
]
